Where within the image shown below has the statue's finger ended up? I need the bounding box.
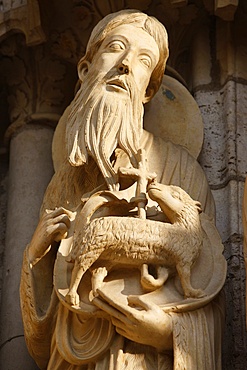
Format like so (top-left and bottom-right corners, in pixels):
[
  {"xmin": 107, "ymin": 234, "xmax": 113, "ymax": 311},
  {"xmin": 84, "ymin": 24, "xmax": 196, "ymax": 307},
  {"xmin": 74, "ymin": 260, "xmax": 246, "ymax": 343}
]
[
  {"xmin": 114, "ymin": 326, "xmax": 133, "ymax": 340},
  {"xmin": 93, "ymin": 290, "xmax": 139, "ymax": 320},
  {"xmin": 53, "ymin": 213, "xmax": 71, "ymax": 229},
  {"xmin": 111, "ymin": 316, "xmax": 134, "ymax": 329},
  {"xmin": 48, "ymin": 223, "xmax": 68, "ymax": 241},
  {"xmin": 92, "ymin": 296, "xmax": 131, "ymax": 324},
  {"xmin": 45, "ymin": 207, "xmax": 75, "ymax": 219},
  {"xmin": 127, "ymin": 295, "xmax": 157, "ymax": 312}
]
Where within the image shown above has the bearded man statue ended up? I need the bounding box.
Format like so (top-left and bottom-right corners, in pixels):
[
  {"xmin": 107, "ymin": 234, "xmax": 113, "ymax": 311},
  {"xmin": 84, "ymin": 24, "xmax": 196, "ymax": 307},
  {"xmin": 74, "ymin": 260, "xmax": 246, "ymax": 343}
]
[{"xmin": 20, "ymin": 9, "xmax": 226, "ymax": 370}]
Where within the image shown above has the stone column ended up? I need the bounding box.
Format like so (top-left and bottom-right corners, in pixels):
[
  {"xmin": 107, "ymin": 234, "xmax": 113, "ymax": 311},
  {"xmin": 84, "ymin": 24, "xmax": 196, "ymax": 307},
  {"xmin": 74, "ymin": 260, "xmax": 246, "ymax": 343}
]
[
  {"xmin": 0, "ymin": 122, "xmax": 55, "ymax": 369},
  {"xmin": 192, "ymin": 16, "xmax": 247, "ymax": 369}
]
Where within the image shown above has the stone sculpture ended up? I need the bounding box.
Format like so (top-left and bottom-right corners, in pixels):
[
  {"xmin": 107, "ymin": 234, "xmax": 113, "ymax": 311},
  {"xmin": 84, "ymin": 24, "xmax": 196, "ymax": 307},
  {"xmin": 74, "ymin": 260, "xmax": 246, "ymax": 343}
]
[
  {"xmin": 65, "ymin": 180, "xmax": 205, "ymax": 307},
  {"xmin": 20, "ymin": 9, "xmax": 227, "ymax": 369}
]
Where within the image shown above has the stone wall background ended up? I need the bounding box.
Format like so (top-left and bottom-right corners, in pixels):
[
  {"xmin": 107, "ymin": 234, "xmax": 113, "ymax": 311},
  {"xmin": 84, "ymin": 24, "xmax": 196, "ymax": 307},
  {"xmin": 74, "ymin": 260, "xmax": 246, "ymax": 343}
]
[
  {"xmin": 0, "ymin": 0, "xmax": 247, "ymax": 369},
  {"xmin": 0, "ymin": 157, "xmax": 8, "ymax": 304},
  {"xmin": 193, "ymin": 15, "xmax": 247, "ymax": 368}
]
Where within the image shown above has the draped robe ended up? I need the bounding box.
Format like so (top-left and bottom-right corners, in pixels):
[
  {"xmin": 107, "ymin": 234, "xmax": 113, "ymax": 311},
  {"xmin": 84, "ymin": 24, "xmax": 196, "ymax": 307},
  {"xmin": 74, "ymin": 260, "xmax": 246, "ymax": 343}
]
[{"xmin": 20, "ymin": 130, "xmax": 225, "ymax": 370}]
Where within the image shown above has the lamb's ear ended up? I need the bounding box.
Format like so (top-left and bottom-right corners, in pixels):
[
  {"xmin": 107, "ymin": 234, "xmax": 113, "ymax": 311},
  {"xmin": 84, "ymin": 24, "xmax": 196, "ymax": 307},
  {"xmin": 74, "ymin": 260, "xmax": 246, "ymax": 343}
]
[{"xmin": 195, "ymin": 201, "xmax": 202, "ymax": 213}]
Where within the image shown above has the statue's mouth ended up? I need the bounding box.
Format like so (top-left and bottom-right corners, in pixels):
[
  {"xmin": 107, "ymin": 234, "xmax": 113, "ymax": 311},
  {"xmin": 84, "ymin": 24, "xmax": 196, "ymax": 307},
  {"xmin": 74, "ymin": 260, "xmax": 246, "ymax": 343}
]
[{"xmin": 106, "ymin": 78, "xmax": 129, "ymax": 93}]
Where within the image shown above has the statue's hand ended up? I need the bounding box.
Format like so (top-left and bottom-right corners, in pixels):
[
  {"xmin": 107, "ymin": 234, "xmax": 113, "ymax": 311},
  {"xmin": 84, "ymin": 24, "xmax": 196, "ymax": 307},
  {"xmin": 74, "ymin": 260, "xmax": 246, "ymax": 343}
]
[
  {"xmin": 93, "ymin": 291, "xmax": 173, "ymax": 352},
  {"xmin": 28, "ymin": 207, "xmax": 72, "ymax": 265}
]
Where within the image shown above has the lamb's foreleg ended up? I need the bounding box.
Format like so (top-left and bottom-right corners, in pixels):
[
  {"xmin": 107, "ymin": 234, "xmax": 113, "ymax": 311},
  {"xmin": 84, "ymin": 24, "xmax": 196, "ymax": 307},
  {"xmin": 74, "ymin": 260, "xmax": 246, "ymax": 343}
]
[
  {"xmin": 65, "ymin": 247, "xmax": 105, "ymax": 306},
  {"xmin": 65, "ymin": 260, "xmax": 85, "ymax": 306}
]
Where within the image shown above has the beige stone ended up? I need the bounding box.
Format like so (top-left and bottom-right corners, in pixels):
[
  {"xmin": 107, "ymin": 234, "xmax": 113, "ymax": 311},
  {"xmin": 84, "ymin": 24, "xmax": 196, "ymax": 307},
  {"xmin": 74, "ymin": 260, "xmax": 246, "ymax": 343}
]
[
  {"xmin": 144, "ymin": 75, "xmax": 204, "ymax": 159},
  {"xmin": 20, "ymin": 9, "xmax": 226, "ymax": 369},
  {"xmin": 53, "ymin": 74, "xmax": 204, "ymax": 171}
]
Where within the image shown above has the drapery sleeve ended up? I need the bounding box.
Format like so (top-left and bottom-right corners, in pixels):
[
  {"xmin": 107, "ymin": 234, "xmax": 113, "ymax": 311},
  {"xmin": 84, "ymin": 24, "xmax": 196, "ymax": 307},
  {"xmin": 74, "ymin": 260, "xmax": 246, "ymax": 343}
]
[
  {"xmin": 20, "ymin": 247, "xmax": 59, "ymax": 369},
  {"xmin": 172, "ymin": 292, "xmax": 225, "ymax": 370}
]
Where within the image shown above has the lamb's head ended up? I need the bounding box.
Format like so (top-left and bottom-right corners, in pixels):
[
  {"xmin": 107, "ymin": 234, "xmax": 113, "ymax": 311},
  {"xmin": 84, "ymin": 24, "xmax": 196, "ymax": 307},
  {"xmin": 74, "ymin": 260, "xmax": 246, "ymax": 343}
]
[{"xmin": 148, "ymin": 182, "xmax": 202, "ymax": 224}]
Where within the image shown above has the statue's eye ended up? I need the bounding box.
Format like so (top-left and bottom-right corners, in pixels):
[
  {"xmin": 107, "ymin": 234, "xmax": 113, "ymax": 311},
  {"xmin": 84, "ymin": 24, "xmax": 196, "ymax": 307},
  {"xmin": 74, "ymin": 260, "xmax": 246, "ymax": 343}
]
[
  {"xmin": 140, "ymin": 55, "xmax": 151, "ymax": 68},
  {"xmin": 108, "ymin": 41, "xmax": 125, "ymax": 51},
  {"xmin": 171, "ymin": 190, "xmax": 181, "ymax": 199}
]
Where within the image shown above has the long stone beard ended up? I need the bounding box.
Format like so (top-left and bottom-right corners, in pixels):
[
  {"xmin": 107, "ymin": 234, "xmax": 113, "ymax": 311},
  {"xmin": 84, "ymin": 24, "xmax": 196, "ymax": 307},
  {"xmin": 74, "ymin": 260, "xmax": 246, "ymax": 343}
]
[{"xmin": 66, "ymin": 69, "xmax": 144, "ymax": 189}]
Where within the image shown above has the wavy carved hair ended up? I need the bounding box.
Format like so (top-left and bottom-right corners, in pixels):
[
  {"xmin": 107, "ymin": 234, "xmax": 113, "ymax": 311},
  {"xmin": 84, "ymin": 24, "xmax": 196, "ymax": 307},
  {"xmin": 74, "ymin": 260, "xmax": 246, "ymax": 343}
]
[{"xmin": 78, "ymin": 9, "xmax": 169, "ymax": 102}]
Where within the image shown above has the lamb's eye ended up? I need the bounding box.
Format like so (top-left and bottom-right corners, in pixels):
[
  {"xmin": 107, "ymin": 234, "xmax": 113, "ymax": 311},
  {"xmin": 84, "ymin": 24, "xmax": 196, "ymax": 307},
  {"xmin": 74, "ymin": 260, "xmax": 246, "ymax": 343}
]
[{"xmin": 172, "ymin": 190, "xmax": 181, "ymax": 199}]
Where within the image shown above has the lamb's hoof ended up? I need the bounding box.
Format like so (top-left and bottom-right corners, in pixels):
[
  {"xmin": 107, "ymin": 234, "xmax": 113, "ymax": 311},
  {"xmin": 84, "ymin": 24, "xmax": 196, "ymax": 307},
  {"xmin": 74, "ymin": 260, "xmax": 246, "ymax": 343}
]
[
  {"xmin": 92, "ymin": 266, "xmax": 108, "ymax": 280},
  {"xmin": 88, "ymin": 288, "xmax": 99, "ymax": 302},
  {"xmin": 185, "ymin": 288, "xmax": 206, "ymax": 299},
  {"xmin": 65, "ymin": 291, "xmax": 80, "ymax": 306}
]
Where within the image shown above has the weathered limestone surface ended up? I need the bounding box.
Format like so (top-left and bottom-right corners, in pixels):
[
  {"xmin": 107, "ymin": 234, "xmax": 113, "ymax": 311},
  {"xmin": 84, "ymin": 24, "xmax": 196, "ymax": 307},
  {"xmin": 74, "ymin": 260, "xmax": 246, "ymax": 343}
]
[
  {"xmin": 193, "ymin": 14, "xmax": 247, "ymax": 366},
  {"xmin": 1, "ymin": 0, "xmax": 247, "ymax": 369}
]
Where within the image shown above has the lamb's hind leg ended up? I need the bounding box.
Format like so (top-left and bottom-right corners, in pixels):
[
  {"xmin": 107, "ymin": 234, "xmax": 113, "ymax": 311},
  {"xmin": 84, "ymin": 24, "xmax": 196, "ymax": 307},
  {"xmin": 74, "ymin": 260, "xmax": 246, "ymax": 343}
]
[
  {"xmin": 141, "ymin": 264, "xmax": 169, "ymax": 291},
  {"xmin": 88, "ymin": 266, "xmax": 108, "ymax": 301},
  {"xmin": 176, "ymin": 262, "xmax": 206, "ymax": 298}
]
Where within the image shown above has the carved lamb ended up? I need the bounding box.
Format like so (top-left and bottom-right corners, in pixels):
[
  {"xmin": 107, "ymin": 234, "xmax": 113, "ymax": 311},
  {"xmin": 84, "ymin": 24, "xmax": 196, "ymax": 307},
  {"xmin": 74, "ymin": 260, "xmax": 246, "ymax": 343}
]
[{"xmin": 65, "ymin": 182, "xmax": 205, "ymax": 306}]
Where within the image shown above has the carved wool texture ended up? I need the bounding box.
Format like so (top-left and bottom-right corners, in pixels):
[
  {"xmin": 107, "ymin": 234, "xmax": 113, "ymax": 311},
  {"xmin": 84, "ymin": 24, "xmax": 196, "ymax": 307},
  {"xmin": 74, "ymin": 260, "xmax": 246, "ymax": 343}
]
[{"xmin": 74, "ymin": 210, "xmax": 202, "ymax": 269}]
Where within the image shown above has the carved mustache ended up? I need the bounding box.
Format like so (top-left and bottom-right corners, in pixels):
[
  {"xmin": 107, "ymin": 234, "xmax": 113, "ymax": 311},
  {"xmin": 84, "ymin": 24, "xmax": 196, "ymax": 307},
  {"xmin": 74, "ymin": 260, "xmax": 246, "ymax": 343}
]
[
  {"xmin": 104, "ymin": 71, "xmax": 138, "ymax": 98},
  {"xmin": 106, "ymin": 77, "xmax": 129, "ymax": 92}
]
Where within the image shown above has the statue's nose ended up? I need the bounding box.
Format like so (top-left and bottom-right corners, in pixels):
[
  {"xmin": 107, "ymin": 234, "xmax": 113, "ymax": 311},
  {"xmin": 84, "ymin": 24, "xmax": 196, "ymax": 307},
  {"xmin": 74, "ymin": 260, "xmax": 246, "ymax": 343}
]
[{"xmin": 118, "ymin": 61, "xmax": 129, "ymax": 75}]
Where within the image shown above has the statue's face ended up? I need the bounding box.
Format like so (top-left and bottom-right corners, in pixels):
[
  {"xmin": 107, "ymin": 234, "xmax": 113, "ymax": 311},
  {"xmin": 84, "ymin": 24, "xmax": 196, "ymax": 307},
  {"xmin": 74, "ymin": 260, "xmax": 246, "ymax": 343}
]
[{"xmin": 88, "ymin": 24, "xmax": 160, "ymax": 103}]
